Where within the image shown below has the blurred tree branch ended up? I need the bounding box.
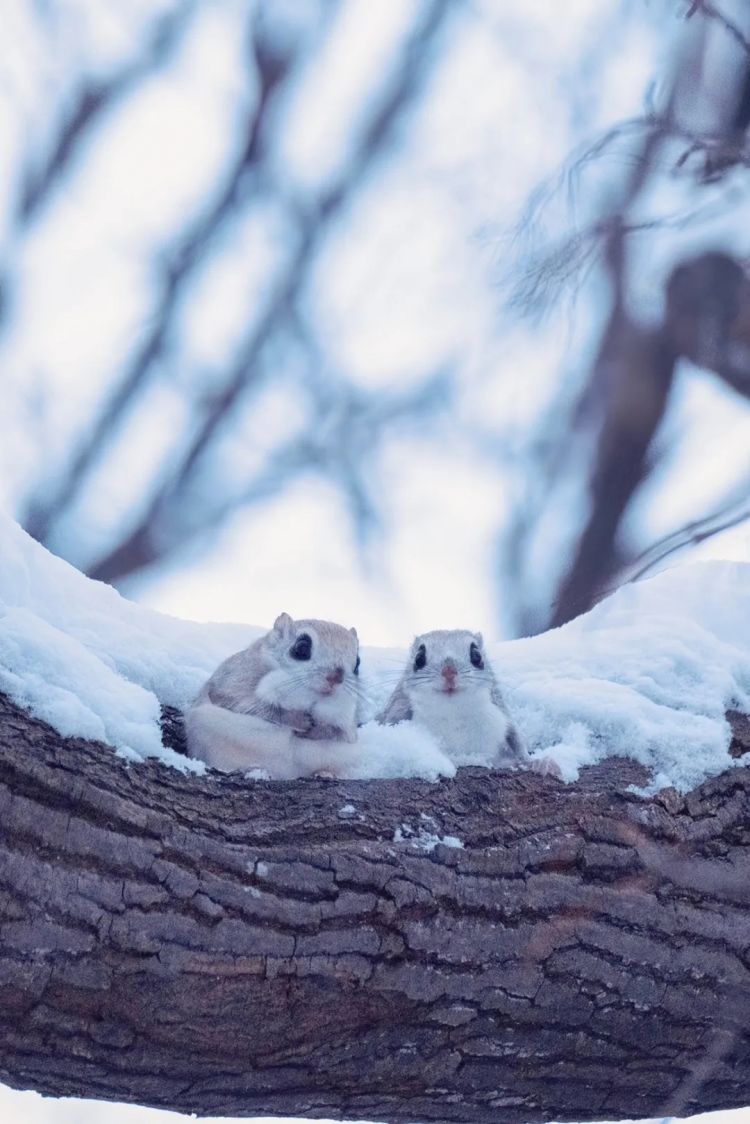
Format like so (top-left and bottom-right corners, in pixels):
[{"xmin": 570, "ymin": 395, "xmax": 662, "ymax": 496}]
[
  {"xmin": 21, "ymin": 2, "xmax": 302, "ymax": 547},
  {"xmin": 18, "ymin": 2, "xmax": 198, "ymax": 224},
  {"xmin": 8, "ymin": 0, "xmax": 750, "ymax": 630},
  {"xmin": 686, "ymin": 1, "xmax": 750, "ymax": 56},
  {"xmin": 21, "ymin": 1, "xmax": 455, "ymax": 586},
  {"xmin": 550, "ymin": 246, "xmax": 750, "ymax": 627},
  {"xmin": 619, "ymin": 468, "xmax": 750, "ymax": 584},
  {"xmin": 507, "ymin": 2, "xmax": 750, "ymax": 632}
]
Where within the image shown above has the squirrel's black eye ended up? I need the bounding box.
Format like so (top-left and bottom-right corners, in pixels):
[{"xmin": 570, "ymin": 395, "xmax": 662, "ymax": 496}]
[
  {"xmin": 413, "ymin": 644, "xmax": 427, "ymax": 671},
  {"xmin": 354, "ymin": 655, "xmax": 360, "ymax": 676},
  {"xmin": 290, "ymin": 633, "xmax": 312, "ymax": 661},
  {"xmin": 469, "ymin": 642, "xmax": 484, "ymax": 669}
]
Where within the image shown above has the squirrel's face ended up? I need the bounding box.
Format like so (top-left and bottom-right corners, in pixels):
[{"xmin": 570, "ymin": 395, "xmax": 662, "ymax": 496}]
[
  {"xmin": 405, "ymin": 629, "xmax": 490, "ymax": 699},
  {"xmin": 257, "ymin": 612, "xmax": 360, "ymax": 720}
]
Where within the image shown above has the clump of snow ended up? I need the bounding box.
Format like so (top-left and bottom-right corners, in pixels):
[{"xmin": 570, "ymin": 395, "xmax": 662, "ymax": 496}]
[
  {"xmin": 0, "ymin": 511, "xmax": 254, "ymax": 769},
  {"xmin": 1, "ymin": 512, "xmax": 748, "ymax": 791},
  {"xmin": 393, "ymin": 820, "xmax": 464, "ymax": 851},
  {"xmin": 244, "ymin": 768, "xmax": 271, "ymax": 781},
  {"xmin": 344, "ymin": 721, "xmax": 454, "ymax": 781}
]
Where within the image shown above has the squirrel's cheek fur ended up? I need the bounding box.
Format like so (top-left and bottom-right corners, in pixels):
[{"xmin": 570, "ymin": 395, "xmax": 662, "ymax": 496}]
[{"xmin": 255, "ymin": 668, "xmax": 312, "ymax": 708}]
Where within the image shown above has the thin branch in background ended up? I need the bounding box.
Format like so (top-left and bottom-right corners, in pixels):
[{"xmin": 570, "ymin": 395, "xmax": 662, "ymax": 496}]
[
  {"xmin": 85, "ymin": 1, "xmax": 455, "ymax": 586},
  {"xmin": 500, "ymin": 102, "xmax": 741, "ymax": 326},
  {"xmin": 623, "ymin": 482, "xmax": 750, "ymax": 585},
  {"xmin": 21, "ymin": 4, "xmax": 304, "ymax": 546},
  {"xmin": 501, "ymin": 116, "xmax": 652, "ymax": 321},
  {"xmin": 506, "ymin": 224, "xmax": 602, "ymax": 322},
  {"xmin": 18, "ymin": 1, "xmax": 197, "ymax": 223}
]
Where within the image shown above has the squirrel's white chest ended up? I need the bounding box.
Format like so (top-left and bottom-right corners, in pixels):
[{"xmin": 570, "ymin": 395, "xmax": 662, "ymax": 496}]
[{"xmin": 410, "ymin": 689, "xmax": 509, "ymax": 767}]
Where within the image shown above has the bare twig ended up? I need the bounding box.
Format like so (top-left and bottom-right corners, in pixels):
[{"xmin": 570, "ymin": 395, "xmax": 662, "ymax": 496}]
[{"xmin": 623, "ymin": 480, "xmax": 750, "ymax": 584}]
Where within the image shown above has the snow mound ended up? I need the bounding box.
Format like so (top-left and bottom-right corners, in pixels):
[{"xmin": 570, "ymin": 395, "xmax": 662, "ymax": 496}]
[
  {"xmin": 348, "ymin": 721, "xmax": 455, "ymax": 782},
  {"xmin": 1, "ymin": 512, "xmax": 748, "ymax": 789},
  {"xmin": 493, "ymin": 564, "xmax": 750, "ymax": 792},
  {"xmin": 0, "ymin": 512, "xmax": 254, "ymax": 769}
]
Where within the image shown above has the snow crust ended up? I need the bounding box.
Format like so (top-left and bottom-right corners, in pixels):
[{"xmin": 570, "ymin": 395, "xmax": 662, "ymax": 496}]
[
  {"xmin": 1, "ymin": 512, "xmax": 748, "ymax": 790},
  {"xmin": 0, "ymin": 512, "xmax": 255, "ymax": 771},
  {"xmin": 494, "ymin": 565, "xmax": 750, "ymax": 792}
]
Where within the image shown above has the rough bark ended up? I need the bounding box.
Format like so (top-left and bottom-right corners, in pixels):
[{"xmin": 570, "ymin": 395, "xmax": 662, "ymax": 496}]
[{"xmin": 0, "ymin": 693, "xmax": 749, "ymax": 1124}]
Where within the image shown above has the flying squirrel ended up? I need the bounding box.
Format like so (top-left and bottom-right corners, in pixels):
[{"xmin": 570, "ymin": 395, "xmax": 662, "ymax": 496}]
[
  {"xmin": 185, "ymin": 613, "xmax": 362, "ymax": 778},
  {"xmin": 377, "ymin": 628, "xmax": 559, "ymax": 775}
]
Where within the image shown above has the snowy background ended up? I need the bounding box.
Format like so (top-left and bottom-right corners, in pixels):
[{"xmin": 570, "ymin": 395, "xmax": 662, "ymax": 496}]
[{"xmin": 2, "ymin": 0, "xmax": 750, "ymax": 1122}]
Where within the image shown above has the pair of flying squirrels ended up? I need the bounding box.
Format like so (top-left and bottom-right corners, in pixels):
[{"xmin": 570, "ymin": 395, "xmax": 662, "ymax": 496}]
[{"xmin": 186, "ymin": 613, "xmax": 557, "ymax": 779}]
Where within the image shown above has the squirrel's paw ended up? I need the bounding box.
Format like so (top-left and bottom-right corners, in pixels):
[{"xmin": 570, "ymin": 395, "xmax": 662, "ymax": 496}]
[{"xmin": 287, "ymin": 710, "xmax": 315, "ymax": 735}]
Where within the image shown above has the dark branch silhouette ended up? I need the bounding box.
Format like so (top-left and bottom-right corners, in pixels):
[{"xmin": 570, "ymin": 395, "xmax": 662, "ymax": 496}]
[
  {"xmin": 18, "ymin": 2, "xmax": 197, "ymax": 224},
  {"xmin": 504, "ymin": 4, "xmax": 750, "ymax": 632},
  {"xmin": 84, "ymin": 1, "xmax": 455, "ymax": 584}
]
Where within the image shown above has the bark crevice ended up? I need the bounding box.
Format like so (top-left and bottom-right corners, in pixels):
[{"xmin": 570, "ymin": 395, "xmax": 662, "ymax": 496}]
[{"xmin": 0, "ymin": 692, "xmax": 748, "ymax": 1124}]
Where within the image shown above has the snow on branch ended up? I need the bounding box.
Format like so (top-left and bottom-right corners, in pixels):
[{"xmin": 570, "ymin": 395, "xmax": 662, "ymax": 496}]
[
  {"xmin": 2, "ymin": 511, "xmax": 750, "ymax": 788},
  {"xmin": 0, "ymin": 513, "xmax": 748, "ymax": 1120}
]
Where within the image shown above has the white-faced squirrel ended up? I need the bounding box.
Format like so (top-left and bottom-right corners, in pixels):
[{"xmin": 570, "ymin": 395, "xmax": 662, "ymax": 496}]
[{"xmin": 378, "ymin": 629, "xmax": 559, "ymax": 775}]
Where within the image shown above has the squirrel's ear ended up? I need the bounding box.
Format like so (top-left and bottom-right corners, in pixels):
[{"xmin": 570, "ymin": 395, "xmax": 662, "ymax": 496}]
[
  {"xmin": 474, "ymin": 631, "xmax": 484, "ymax": 646},
  {"xmin": 349, "ymin": 626, "xmax": 358, "ymax": 639},
  {"xmin": 273, "ymin": 612, "xmax": 294, "ymax": 637}
]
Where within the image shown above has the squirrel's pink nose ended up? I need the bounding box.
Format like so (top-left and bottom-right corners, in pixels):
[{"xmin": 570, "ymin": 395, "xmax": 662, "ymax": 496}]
[
  {"xmin": 327, "ymin": 667, "xmax": 344, "ymax": 686},
  {"xmin": 441, "ymin": 664, "xmax": 457, "ymax": 684}
]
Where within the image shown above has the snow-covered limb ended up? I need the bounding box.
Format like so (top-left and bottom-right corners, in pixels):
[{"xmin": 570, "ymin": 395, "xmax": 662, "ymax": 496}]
[
  {"xmin": 2, "ymin": 513, "xmax": 749, "ymax": 790},
  {"xmin": 1, "ymin": 513, "xmax": 750, "ymax": 1119},
  {"xmin": 0, "ymin": 690, "xmax": 748, "ymax": 1124}
]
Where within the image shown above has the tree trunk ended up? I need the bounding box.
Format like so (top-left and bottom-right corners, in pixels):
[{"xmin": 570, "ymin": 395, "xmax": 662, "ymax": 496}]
[{"xmin": 0, "ymin": 693, "xmax": 749, "ymax": 1124}]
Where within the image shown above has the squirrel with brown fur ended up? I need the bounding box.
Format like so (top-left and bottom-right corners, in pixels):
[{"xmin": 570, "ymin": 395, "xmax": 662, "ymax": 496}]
[{"xmin": 186, "ymin": 612, "xmax": 362, "ymax": 778}]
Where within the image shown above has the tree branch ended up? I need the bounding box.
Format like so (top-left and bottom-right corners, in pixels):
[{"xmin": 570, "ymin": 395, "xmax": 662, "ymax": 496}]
[
  {"xmin": 17, "ymin": 2, "xmax": 197, "ymax": 224},
  {"xmin": 20, "ymin": 3, "xmax": 295, "ymax": 548},
  {"xmin": 83, "ymin": 0, "xmax": 454, "ymax": 587},
  {"xmin": 0, "ymin": 692, "xmax": 749, "ymax": 1122}
]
